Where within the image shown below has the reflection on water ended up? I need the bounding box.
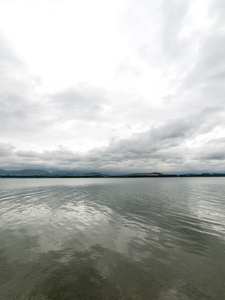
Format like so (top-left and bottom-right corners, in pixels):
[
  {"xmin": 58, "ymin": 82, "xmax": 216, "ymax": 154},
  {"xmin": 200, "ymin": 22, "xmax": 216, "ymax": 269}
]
[{"xmin": 0, "ymin": 178, "xmax": 225, "ymax": 299}]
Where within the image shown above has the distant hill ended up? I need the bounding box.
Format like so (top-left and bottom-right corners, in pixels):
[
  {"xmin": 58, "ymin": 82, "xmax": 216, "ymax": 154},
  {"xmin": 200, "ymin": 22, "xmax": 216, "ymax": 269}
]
[
  {"xmin": 0, "ymin": 168, "xmax": 225, "ymax": 177},
  {"xmin": 51, "ymin": 170, "xmax": 83, "ymax": 175},
  {"xmin": 0, "ymin": 168, "xmax": 107, "ymax": 177},
  {"xmin": 127, "ymin": 172, "xmax": 163, "ymax": 177},
  {"xmin": 0, "ymin": 169, "xmax": 49, "ymax": 176},
  {"xmin": 10, "ymin": 169, "xmax": 49, "ymax": 175},
  {"xmin": 0, "ymin": 168, "xmax": 8, "ymax": 175},
  {"xmin": 51, "ymin": 170, "xmax": 108, "ymax": 177}
]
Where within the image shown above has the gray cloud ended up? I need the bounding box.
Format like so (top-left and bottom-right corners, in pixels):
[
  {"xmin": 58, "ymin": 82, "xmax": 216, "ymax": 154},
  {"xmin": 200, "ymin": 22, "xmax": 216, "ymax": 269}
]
[
  {"xmin": 2, "ymin": 113, "xmax": 224, "ymax": 173},
  {"xmin": 0, "ymin": 142, "xmax": 15, "ymax": 157},
  {"xmin": 195, "ymin": 137, "xmax": 225, "ymax": 161},
  {"xmin": 184, "ymin": 32, "xmax": 225, "ymax": 90},
  {"xmin": 49, "ymin": 86, "xmax": 109, "ymax": 122}
]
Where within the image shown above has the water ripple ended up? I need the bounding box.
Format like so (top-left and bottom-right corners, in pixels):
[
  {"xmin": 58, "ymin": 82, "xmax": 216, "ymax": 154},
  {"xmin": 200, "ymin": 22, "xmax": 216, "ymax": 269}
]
[{"xmin": 0, "ymin": 178, "xmax": 225, "ymax": 299}]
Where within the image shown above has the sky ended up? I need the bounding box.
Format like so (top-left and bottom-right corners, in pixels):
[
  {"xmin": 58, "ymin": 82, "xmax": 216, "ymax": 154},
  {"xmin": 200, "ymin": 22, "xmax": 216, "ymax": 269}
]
[{"xmin": 0, "ymin": 0, "xmax": 225, "ymax": 173}]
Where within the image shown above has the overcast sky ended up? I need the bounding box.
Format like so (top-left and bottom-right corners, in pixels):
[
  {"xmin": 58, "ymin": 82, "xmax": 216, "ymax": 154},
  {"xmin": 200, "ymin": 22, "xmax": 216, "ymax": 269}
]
[{"xmin": 0, "ymin": 0, "xmax": 225, "ymax": 173}]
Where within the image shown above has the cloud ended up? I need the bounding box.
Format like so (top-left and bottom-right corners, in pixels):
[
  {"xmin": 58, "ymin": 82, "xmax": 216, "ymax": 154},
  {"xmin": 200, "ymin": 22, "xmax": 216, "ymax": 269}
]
[
  {"xmin": 0, "ymin": 0, "xmax": 225, "ymax": 172},
  {"xmin": 0, "ymin": 31, "xmax": 45, "ymax": 142},
  {"xmin": 0, "ymin": 142, "xmax": 15, "ymax": 157},
  {"xmin": 209, "ymin": 0, "xmax": 225, "ymax": 25},
  {"xmin": 195, "ymin": 137, "xmax": 225, "ymax": 161},
  {"xmin": 161, "ymin": 0, "xmax": 192, "ymax": 60},
  {"xmin": 49, "ymin": 86, "xmax": 109, "ymax": 122},
  {"xmin": 183, "ymin": 32, "xmax": 225, "ymax": 90},
  {"xmin": 2, "ymin": 113, "xmax": 224, "ymax": 173}
]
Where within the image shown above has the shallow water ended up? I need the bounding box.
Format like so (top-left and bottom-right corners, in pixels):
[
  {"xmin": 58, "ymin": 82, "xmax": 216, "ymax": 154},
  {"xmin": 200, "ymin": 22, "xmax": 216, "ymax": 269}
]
[{"xmin": 0, "ymin": 177, "xmax": 225, "ymax": 299}]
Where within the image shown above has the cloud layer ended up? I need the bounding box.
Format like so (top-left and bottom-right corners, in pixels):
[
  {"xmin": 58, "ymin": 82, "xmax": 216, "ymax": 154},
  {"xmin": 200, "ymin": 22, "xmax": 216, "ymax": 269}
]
[{"xmin": 0, "ymin": 0, "xmax": 225, "ymax": 172}]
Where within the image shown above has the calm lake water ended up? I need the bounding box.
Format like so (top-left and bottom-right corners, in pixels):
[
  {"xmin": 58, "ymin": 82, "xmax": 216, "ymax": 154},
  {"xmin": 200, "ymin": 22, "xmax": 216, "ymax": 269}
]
[{"xmin": 0, "ymin": 178, "xmax": 225, "ymax": 299}]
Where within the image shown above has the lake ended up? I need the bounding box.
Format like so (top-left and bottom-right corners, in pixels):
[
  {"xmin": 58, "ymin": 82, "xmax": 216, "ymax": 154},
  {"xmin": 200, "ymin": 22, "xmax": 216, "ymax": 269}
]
[{"xmin": 0, "ymin": 177, "xmax": 225, "ymax": 299}]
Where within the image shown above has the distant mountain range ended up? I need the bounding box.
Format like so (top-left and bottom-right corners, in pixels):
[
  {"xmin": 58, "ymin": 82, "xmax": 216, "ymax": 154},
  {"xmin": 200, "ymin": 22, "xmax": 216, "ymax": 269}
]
[
  {"xmin": 0, "ymin": 169, "xmax": 49, "ymax": 176},
  {"xmin": 0, "ymin": 168, "xmax": 225, "ymax": 177}
]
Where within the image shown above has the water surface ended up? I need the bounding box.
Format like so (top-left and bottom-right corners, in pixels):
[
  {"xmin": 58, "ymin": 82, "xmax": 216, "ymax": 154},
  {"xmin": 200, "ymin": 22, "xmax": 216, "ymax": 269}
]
[{"xmin": 0, "ymin": 178, "xmax": 225, "ymax": 299}]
